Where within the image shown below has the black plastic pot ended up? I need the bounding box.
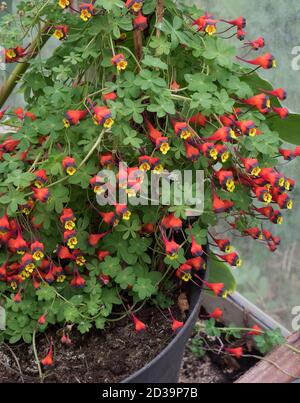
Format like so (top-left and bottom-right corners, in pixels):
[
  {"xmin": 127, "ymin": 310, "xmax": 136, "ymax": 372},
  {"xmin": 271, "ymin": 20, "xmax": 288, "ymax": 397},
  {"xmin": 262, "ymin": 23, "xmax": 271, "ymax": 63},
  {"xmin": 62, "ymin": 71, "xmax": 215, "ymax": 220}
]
[{"xmin": 123, "ymin": 281, "xmax": 206, "ymax": 383}]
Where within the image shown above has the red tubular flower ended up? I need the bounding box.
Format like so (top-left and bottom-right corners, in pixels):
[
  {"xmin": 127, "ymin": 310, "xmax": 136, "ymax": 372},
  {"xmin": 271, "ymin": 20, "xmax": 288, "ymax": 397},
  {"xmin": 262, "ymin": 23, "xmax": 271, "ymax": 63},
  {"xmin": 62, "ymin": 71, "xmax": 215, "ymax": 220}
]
[
  {"xmin": 242, "ymin": 94, "xmax": 271, "ymax": 112},
  {"xmin": 163, "ymin": 236, "xmax": 180, "ymax": 259},
  {"xmin": 202, "ymin": 280, "xmax": 224, "ymax": 296},
  {"xmin": 209, "ymin": 308, "xmax": 223, "ymax": 320},
  {"xmin": 145, "ymin": 118, "xmax": 163, "ymax": 144},
  {"xmin": 115, "ymin": 204, "xmax": 131, "ymax": 220},
  {"xmin": 61, "ymin": 333, "xmax": 72, "ymax": 345},
  {"xmin": 200, "ymin": 143, "xmax": 217, "ymax": 160},
  {"xmin": 215, "ymin": 239, "xmax": 233, "ymax": 253},
  {"xmin": 53, "ymin": 25, "xmax": 69, "ymax": 40},
  {"xmin": 276, "ymin": 193, "xmax": 293, "ymax": 210},
  {"xmin": 33, "ymin": 169, "xmax": 47, "ymax": 188},
  {"xmin": 206, "ymin": 127, "xmax": 237, "ymax": 143},
  {"xmin": 60, "ymin": 208, "xmax": 76, "ymax": 230},
  {"xmin": 186, "ymin": 256, "xmax": 206, "ymax": 271},
  {"xmin": 13, "ymin": 291, "xmax": 22, "ymax": 303},
  {"xmin": 41, "ymin": 338, "xmax": 54, "ymax": 368},
  {"xmin": 237, "ymin": 28, "xmax": 246, "ymax": 41},
  {"xmin": 32, "ymin": 187, "xmax": 50, "ymax": 203},
  {"xmin": 185, "ymin": 142, "xmax": 200, "ymax": 161},
  {"xmin": 260, "ymin": 168, "xmax": 285, "ymax": 188},
  {"xmin": 0, "ymin": 214, "xmax": 10, "ymax": 235},
  {"xmin": 190, "ymin": 236, "xmax": 203, "ymax": 257},
  {"xmin": 220, "ymin": 113, "xmax": 236, "ymax": 127},
  {"xmin": 99, "ymin": 211, "xmax": 117, "ymax": 226},
  {"xmin": 242, "ymin": 158, "xmax": 261, "ymax": 176},
  {"xmin": 219, "ymin": 252, "xmax": 242, "ymax": 267},
  {"xmin": 193, "ymin": 13, "xmax": 218, "ymax": 35},
  {"xmin": 0, "ymin": 261, "xmax": 8, "ymax": 281},
  {"xmin": 139, "ymin": 155, "xmax": 152, "ymax": 172},
  {"xmin": 244, "ymin": 227, "xmax": 262, "ymax": 240},
  {"xmin": 272, "ymin": 107, "xmax": 289, "ymax": 119},
  {"xmin": 71, "ymin": 267, "xmax": 85, "ymax": 288},
  {"xmin": 168, "ymin": 309, "xmax": 184, "ymax": 332},
  {"xmin": 173, "ymin": 122, "xmax": 192, "ymax": 140},
  {"xmin": 5, "ymin": 46, "xmax": 28, "ymax": 63},
  {"xmin": 285, "ymin": 178, "xmax": 295, "ymax": 191},
  {"xmin": 38, "ymin": 314, "xmax": 47, "ymax": 325},
  {"xmin": 0, "ymin": 106, "xmax": 9, "ymax": 120},
  {"xmin": 97, "ymin": 250, "xmax": 110, "ymax": 261},
  {"xmin": 176, "ymin": 263, "xmax": 192, "ymax": 282},
  {"xmin": 79, "ymin": 3, "xmax": 94, "ymax": 22},
  {"xmin": 111, "ymin": 53, "xmax": 128, "ymax": 71},
  {"xmin": 243, "ymin": 37, "xmax": 265, "ymax": 50},
  {"xmin": 1, "ymin": 138, "xmax": 20, "ymax": 153},
  {"xmin": 62, "ymin": 156, "xmax": 77, "ymax": 176},
  {"xmin": 213, "ymin": 192, "xmax": 234, "ymax": 214},
  {"xmin": 20, "ymin": 253, "xmax": 35, "ymax": 272},
  {"xmin": 88, "ymin": 232, "xmax": 108, "ymax": 247},
  {"xmin": 255, "ymin": 206, "xmax": 274, "ymax": 218},
  {"xmin": 161, "ymin": 214, "xmax": 182, "ymax": 231},
  {"xmin": 93, "ymin": 105, "xmax": 114, "ymax": 128},
  {"xmin": 255, "ymin": 186, "xmax": 272, "ymax": 204},
  {"xmin": 222, "ymin": 17, "xmax": 246, "ymax": 29},
  {"xmin": 8, "ymin": 231, "xmax": 27, "ymax": 254},
  {"xmin": 64, "ymin": 109, "xmax": 88, "ymax": 127},
  {"xmin": 189, "ymin": 112, "xmax": 207, "ymax": 127},
  {"xmin": 261, "ymin": 87, "xmax": 287, "ymax": 101},
  {"xmin": 235, "ymin": 120, "xmax": 257, "ymax": 137},
  {"xmin": 215, "ymin": 144, "xmax": 230, "ymax": 163},
  {"xmin": 156, "ymin": 136, "xmax": 170, "ymax": 155},
  {"xmin": 248, "ymin": 325, "xmax": 263, "ymax": 336},
  {"xmin": 57, "ymin": 246, "xmax": 73, "ymax": 259},
  {"xmin": 141, "ymin": 223, "xmax": 155, "ymax": 235},
  {"xmin": 133, "ymin": 11, "xmax": 148, "ymax": 30},
  {"xmin": 237, "ymin": 53, "xmax": 276, "ymax": 69},
  {"xmin": 64, "ymin": 230, "xmax": 78, "ymax": 249},
  {"xmin": 215, "ymin": 169, "xmax": 235, "ymax": 192},
  {"xmin": 102, "ymin": 92, "xmax": 117, "ymax": 102},
  {"xmin": 225, "ymin": 347, "xmax": 243, "ymax": 359},
  {"xmin": 31, "ymin": 241, "xmax": 44, "ymax": 261},
  {"xmin": 100, "ymin": 152, "xmax": 114, "ymax": 168},
  {"xmin": 270, "ymin": 210, "xmax": 283, "ymax": 225},
  {"xmin": 279, "ymin": 148, "xmax": 295, "ymax": 161}
]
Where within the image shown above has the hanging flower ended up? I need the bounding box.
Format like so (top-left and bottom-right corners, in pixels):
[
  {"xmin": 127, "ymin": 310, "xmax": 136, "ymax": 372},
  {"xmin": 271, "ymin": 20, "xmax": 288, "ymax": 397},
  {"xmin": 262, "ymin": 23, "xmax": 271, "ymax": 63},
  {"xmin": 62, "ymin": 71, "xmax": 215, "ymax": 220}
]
[
  {"xmin": 212, "ymin": 192, "xmax": 234, "ymax": 213},
  {"xmin": 33, "ymin": 169, "xmax": 47, "ymax": 188},
  {"xmin": 60, "ymin": 208, "xmax": 76, "ymax": 230},
  {"xmin": 8, "ymin": 231, "xmax": 27, "ymax": 255},
  {"xmin": 189, "ymin": 112, "xmax": 207, "ymax": 127},
  {"xmin": 185, "ymin": 141, "xmax": 200, "ymax": 161},
  {"xmin": 62, "ymin": 156, "xmax": 77, "ymax": 176},
  {"xmin": 0, "ymin": 214, "xmax": 10, "ymax": 235},
  {"xmin": 176, "ymin": 263, "xmax": 192, "ymax": 282},
  {"xmin": 209, "ymin": 308, "xmax": 223, "ymax": 320},
  {"xmin": 97, "ymin": 250, "xmax": 110, "ymax": 261},
  {"xmin": 31, "ymin": 241, "xmax": 45, "ymax": 261},
  {"xmin": 125, "ymin": 0, "xmax": 143, "ymax": 12},
  {"xmin": 241, "ymin": 93, "xmax": 271, "ymax": 112},
  {"xmin": 215, "ymin": 169, "xmax": 235, "ymax": 192},
  {"xmin": 79, "ymin": 3, "xmax": 94, "ymax": 22},
  {"xmin": 237, "ymin": 53, "xmax": 276, "ymax": 69},
  {"xmin": 225, "ymin": 347, "xmax": 243, "ymax": 359},
  {"xmin": 235, "ymin": 120, "xmax": 258, "ymax": 137},
  {"xmin": 272, "ymin": 107, "xmax": 289, "ymax": 119},
  {"xmin": 243, "ymin": 37, "xmax": 265, "ymax": 50},
  {"xmin": 133, "ymin": 11, "xmax": 148, "ymax": 31},
  {"xmin": 58, "ymin": 0, "xmax": 70, "ymax": 9},
  {"xmin": 161, "ymin": 214, "xmax": 182, "ymax": 231},
  {"xmin": 111, "ymin": 53, "xmax": 128, "ymax": 71},
  {"xmin": 71, "ymin": 267, "xmax": 86, "ymax": 288},
  {"xmin": 64, "ymin": 109, "xmax": 88, "ymax": 127},
  {"xmin": 32, "ymin": 187, "xmax": 50, "ymax": 203},
  {"xmin": 53, "ymin": 25, "xmax": 69, "ymax": 40},
  {"xmin": 88, "ymin": 232, "xmax": 108, "ymax": 246},
  {"xmin": 261, "ymin": 87, "xmax": 287, "ymax": 100},
  {"xmin": 219, "ymin": 252, "xmax": 242, "ymax": 267},
  {"xmin": 41, "ymin": 338, "xmax": 54, "ymax": 367},
  {"xmin": 93, "ymin": 105, "xmax": 114, "ymax": 128},
  {"xmin": 64, "ymin": 230, "xmax": 78, "ymax": 249},
  {"xmin": 173, "ymin": 122, "xmax": 192, "ymax": 140},
  {"xmin": 206, "ymin": 126, "xmax": 237, "ymax": 143}
]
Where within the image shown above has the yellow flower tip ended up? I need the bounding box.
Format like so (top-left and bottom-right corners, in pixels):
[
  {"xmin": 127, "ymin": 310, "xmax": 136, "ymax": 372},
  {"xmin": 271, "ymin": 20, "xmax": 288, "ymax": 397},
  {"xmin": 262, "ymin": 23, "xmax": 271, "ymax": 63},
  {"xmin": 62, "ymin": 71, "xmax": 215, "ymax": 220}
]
[
  {"xmin": 58, "ymin": 0, "xmax": 70, "ymax": 9},
  {"xmin": 123, "ymin": 211, "xmax": 131, "ymax": 221},
  {"xmin": 206, "ymin": 25, "xmax": 217, "ymax": 36},
  {"xmin": 76, "ymin": 257, "xmax": 86, "ymax": 266},
  {"xmin": 11, "ymin": 282, "xmax": 17, "ymax": 290},
  {"xmin": 249, "ymin": 128, "xmax": 257, "ymax": 137},
  {"xmin": 279, "ymin": 177, "xmax": 285, "ymax": 187},
  {"xmin": 33, "ymin": 251, "xmax": 44, "ymax": 261},
  {"xmin": 17, "ymin": 250, "xmax": 25, "ymax": 255},
  {"xmin": 7, "ymin": 49, "xmax": 16, "ymax": 59},
  {"xmin": 230, "ymin": 129, "xmax": 237, "ymax": 139},
  {"xmin": 104, "ymin": 118, "xmax": 114, "ymax": 128},
  {"xmin": 80, "ymin": 10, "xmax": 92, "ymax": 22},
  {"xmin": 153, "ymin": 164, "xmax": 164, "ymax": 174},
  {"xmin": 236, "ymin": 259, "xmax": 243, "ymax": 267},
  {"xmin": 287, "ymin": 200, "xmax": 293, "ymax": 210},
  {"xmin": 225, "ymin": 245, "xmax": 233, "ymax": 253},
  {"xmin": 66, "ymin": 167, "xmax": 77, "ymax": 176},
  {"xmin": 277, "ymin": 216, "xmax": 283, "ymax": 225},
  {"xmin": 65, "ymin": 220, "xmax": 76, "ymax": 231},
  {"xmin": 226, "ymin": 179, "xmax": 235, "ymax": 193},
  {"xmin": 25, "ymin": 264, "xmax": 35, "ymax": 273},
  {"xmin": 57, "ymin": 275, "xmax": 66, "ymax": 283},
  {"xmin": 119, "ymin": 33, "xmax": 127, "ymax": 41},
  {"xmin": 266, "ymin": 99, "xmax": 271, "ymax": 109},
  {"xmin": 34, "ymin": 181, "xmax": 43, "ymax": 189},
  {"xmin": 272, "ymin": 59, "xmax": 277, "ymax": 68},
  {"xmin": 221, "ymin": 152, "xmax": 230, "ymax": 163},
  {"xmin": 251, "ymin": 167, "xmax": 261, "ymax": 177},
  {"xmin": 222, "ymin": 291, "xmax": 228, "ymax": 299},
  {"xmin": 182, "ymin": 273, "xmax": 192, "ymax": 282},
  {"xmin": 132, "ymin": 2, "xmax": 142, "ymax": 12},
  {"xmin": 160, "ymin": 143, "xmax": 170, "ymax": 155},
  {"xmin": 68, "ymin": 237, "xmax": 78, "ymax": 249},
  {"xmin": 140, "ymin": 163, "xmax": 151, "ymax": 172},
  {"xmin": 63, "ymin": 118, "xmax": 70, "ymax": 128},
  {"xmin": 168, "ymin": 253, "xmax": 178, "ymax": 260},
  {"xmin": 181, "ymin": 131, "xmax": 191, "ymax": 140},
  {"xmin": 210, "ymin": 149, "xmax": 218, "ymax": 160},
  {"xmin": 117, "ymin": 60, "xmax": 128, "ymax": 71},
  {"xmin": 53, "ymin": 30, "xmax": 63, "ymax": 40},
  {"xmin": 22, "ymin": 208, "xmax": 31, "ymax": 216}
]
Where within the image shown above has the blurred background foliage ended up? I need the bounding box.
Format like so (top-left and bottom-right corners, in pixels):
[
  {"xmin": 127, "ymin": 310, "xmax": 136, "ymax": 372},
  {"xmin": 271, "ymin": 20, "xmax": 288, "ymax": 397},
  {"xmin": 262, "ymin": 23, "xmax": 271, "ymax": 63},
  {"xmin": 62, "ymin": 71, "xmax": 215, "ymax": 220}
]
[{"xmin": 1, "ymin": 1, "xmax": 300, "ymax": 328}]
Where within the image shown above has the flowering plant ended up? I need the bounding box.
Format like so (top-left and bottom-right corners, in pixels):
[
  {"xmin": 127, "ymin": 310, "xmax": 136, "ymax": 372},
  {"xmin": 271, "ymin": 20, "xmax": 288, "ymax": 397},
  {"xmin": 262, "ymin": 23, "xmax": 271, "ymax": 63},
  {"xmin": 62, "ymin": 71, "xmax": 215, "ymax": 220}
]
[{"xmin": 0, "ymin": 0, "xmax": 299, "ymax": 355}]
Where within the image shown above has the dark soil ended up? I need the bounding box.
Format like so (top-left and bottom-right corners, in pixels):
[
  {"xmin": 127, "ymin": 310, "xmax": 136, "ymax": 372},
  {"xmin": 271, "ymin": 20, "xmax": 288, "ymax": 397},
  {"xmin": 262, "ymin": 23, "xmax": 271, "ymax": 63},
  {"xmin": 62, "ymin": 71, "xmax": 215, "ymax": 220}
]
[{"xmin": 0, "ymin": 303, "xmax": 178, "ymax": 383}]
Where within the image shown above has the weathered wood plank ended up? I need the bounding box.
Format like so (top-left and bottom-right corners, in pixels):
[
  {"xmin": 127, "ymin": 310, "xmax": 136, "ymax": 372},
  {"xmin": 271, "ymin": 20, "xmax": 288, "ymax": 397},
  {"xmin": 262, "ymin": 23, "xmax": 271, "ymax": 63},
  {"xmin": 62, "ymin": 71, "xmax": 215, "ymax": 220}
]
[{"xmin": 236, "ymin": 332, "xmax": 300, "ymax": 383}]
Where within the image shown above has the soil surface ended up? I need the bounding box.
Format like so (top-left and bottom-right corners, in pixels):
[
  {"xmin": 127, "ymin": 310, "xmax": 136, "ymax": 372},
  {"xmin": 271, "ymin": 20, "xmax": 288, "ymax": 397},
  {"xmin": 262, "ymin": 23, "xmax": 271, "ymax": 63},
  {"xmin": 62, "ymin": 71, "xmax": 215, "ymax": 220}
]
[{"xmin": 0, "ymin": 303, "xmax": 179, "ymax": 383}]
